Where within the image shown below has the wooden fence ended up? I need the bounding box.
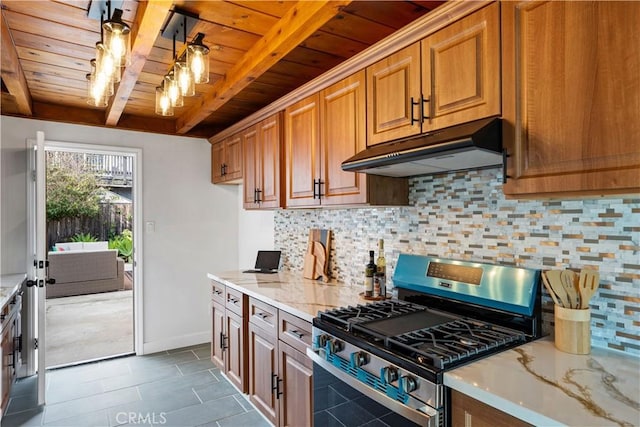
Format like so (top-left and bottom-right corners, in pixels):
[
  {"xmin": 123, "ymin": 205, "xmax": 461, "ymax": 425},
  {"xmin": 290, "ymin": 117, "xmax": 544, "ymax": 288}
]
[{"xmin": 47, "ymin": 202, "xmax": 132, "ymax": 249}]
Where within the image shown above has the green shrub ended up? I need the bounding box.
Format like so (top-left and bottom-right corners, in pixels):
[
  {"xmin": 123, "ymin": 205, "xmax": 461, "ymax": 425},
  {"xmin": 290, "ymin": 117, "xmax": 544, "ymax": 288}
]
[
  {"xmin": 70, "ymin": 233, "xmax": 98, "ymax": 242},
  {"xmin": 109, "ymin": 230, "xmax": 133, "ymax": 262},
  {"xmin": 46, "ymin": 158, "xmax": 103, "ymax": 221}
]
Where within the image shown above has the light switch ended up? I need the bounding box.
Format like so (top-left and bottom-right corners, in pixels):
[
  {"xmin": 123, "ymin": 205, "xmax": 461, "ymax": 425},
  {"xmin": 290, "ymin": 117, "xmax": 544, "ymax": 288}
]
[{"xmin": 145, "ymin": 221, "xmax": 155, "ymax": 233}]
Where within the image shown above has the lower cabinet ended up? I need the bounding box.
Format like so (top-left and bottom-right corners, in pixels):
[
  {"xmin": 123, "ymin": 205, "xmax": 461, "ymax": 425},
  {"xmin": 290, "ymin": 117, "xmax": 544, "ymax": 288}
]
[
  {"xmin": 1, "ymin": 291, "xmax": 21, "ymax": 416},
  {"xmin": 248, "ymin": 297, "xmax": 313, "ymax": 427},
  {"xmin": 451, "ymin": 390, "xmax": 533, "ymax": 427},
  {"xmin": 210, "ymin": 282, "xmax": 247, "ymax": 393}
]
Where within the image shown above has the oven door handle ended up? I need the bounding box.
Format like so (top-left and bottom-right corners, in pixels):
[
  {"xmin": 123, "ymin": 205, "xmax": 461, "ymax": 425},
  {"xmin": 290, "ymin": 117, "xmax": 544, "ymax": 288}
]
[{"xmin": 306, "ymin": 348, "xmax": 439, "ymax": 427}]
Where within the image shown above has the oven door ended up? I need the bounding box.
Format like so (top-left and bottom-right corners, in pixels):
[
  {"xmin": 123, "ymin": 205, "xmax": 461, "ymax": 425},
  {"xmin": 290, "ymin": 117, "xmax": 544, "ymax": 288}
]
[{"xmin": 308, "ymin": 348, "xmax": 440, "ymax": 427}]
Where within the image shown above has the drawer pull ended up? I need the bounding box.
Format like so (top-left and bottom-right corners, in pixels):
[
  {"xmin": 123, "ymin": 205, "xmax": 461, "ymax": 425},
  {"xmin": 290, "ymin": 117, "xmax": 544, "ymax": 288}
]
[
  {"xmin": 256, "ymin": 312, "xmax": 269, "ymax": 320},
  {"xmin": 214, "ymin": 289, "xmax": 222, "ymax": 295},
  {"xmin": 288, "ymin": 329, "xmax": 304, "ymax": 339},
  {"xmin": 228, "ymin": 297, "xmax": 239, "ymax": 304}
]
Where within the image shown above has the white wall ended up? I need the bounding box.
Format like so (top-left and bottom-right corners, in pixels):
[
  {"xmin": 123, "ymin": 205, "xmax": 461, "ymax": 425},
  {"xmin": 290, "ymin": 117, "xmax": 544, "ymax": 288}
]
[
  {"xmin": 0, "ymin": 116, "xmax": 246, "ymax": 353},
  {"xmin": 237, "ymin": 185, "xmax": 275, "ymax": 269}
]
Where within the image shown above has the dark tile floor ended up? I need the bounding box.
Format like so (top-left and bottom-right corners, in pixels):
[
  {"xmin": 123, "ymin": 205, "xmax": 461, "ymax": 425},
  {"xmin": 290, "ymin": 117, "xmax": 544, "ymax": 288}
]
[{"xmin": 1, "ymin": 344, "xmax": 271, "ymax": 427}]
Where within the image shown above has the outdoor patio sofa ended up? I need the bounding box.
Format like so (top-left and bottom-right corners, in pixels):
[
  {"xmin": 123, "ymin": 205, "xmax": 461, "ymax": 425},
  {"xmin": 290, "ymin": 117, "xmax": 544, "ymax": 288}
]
[{"xmin": 46, "ymin": 242, "xmax": 124, "ymax": 298}]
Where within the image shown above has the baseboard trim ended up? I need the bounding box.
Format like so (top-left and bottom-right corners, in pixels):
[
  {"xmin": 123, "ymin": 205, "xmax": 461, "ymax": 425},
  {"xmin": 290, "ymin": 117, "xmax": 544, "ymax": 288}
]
[{"xmin": 141, "ymin": 331, "xmax": 210, "ymax": 355}]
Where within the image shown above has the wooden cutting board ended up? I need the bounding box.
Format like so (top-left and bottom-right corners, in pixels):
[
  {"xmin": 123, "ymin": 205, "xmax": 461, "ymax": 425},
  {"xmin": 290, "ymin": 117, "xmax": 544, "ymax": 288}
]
[
  {"xmin": 304, "ymin": 229, "xmax": 331, "ymax": 280},
  {"xmin": 313, "ymin": 241, "xmax": 328, "ymax": 282}
]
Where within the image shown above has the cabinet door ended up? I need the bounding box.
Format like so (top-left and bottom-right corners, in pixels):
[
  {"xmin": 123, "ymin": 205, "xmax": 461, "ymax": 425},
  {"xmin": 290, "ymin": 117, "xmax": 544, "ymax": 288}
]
[
  {"xmin": 366, "ymin": 42, "xmax": 422, "ymax": 145},
  {"xmin": 248, "ymin": 323, "xmax": 278, "ymax": 426},
  {"xmin": 320, "ymin": 70, "xmax": 368, "ymax": 206},
  {"xmin": 226, "ymin": 310, "xmax": 246, "ymax": 393},
  {"xmin": 257, "ymin": 113, "xmax": 283, "ymax": 209},
  {"xmin": 242, "ymin": 125, "xmax": 260, "ymax": 209},
  {"xmin": 502, "ymin": 1, "xmax": 640, "ymax": 196},
  {"xmin": 1, "ymin": 324, "xmax": 12, "ymax": 412},
  {"xmin": 285, "ymin": 94, "xmax": 321, "ymax": 207},
  {"xmin": 451, "ymin": 390, "xmax": 532, "ymax": 427},
  {"xmin": 421, "ymin": 2, "xmax": 500, "ymax": 131},
  {"xmin": 225, "ymin": 134, "xmax": 243, "ymax": 181},
  {"xmin": 211, "ymin": 141, "xmax": 225, "ymax": 184},
  {"xmin": 278, "ymin": 341, "xmax": 313, "ymax": 427},
  {"xmin": 211, "ymin": 301, "xmax": 225, "ymax": 370}
]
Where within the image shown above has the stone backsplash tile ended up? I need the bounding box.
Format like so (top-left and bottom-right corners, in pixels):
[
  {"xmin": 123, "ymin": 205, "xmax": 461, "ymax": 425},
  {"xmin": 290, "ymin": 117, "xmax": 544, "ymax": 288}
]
[{"xmin": 274, "ymin": 167, "xmax": 640, "ymax": 355}]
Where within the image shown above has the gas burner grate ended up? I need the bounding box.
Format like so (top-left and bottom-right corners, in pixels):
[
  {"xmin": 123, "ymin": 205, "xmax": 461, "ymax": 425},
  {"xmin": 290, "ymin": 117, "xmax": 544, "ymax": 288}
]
[
  {"xmin": 319, "ymin": 300, "xmax": 425, "ymax": 330},
  {"xmin": 388, "ymin": 318, "xmax": 526, "ymax": 370}
]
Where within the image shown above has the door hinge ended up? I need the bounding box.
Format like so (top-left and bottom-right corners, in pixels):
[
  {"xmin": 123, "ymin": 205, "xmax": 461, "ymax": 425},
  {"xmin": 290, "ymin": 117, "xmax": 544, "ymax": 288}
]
[
  {"xmin": 34, "ymin": 338, "xmax": 38, "ymax": 349},
  {"xmin": 31, "ymin": 170, "xmax": 36, "ymax": 181}
]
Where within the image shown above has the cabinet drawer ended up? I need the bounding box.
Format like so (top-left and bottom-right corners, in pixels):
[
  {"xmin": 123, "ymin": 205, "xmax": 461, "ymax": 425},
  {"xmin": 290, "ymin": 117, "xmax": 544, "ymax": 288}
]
[
  {"xmin": 279, "ymin": 311, "xmax": 312, "ymax": 354},
  {"xmin": 211, "ymin": 281, "xmax": 225, "ymax": 306},
  {"xmin": 248, "ymin": 297, "xmax": 278, "ymax": 337},
  {"xmin": 226, "ymin": 287, "xmax": 245, "ymax": 316}
]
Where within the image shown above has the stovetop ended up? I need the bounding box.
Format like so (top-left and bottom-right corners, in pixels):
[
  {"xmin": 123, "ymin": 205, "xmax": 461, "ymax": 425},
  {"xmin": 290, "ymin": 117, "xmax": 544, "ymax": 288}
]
[{"xmin": 316, "ymin": 299, "xmax": 527, "ymax": 372}]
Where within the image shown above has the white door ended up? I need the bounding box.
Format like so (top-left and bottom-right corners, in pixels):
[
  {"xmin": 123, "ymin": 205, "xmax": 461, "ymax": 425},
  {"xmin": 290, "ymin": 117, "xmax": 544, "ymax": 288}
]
[{"xmin": 26, "ymin": 131, "xmax": 47, "ymax": 405}]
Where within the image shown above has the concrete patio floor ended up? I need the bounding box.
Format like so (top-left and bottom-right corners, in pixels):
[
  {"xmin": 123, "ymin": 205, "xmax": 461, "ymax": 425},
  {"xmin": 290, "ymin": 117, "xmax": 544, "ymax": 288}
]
[{"xmin": 45, "ymin": 290, "xmax": 134, "ymax": 367}]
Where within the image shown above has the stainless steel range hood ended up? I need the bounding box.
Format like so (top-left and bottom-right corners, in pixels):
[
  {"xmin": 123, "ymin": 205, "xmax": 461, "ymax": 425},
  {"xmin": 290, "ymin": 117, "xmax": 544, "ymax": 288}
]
[{"xmin": 342, "ymin": 117, "xmax": 502, "ymax": 178}]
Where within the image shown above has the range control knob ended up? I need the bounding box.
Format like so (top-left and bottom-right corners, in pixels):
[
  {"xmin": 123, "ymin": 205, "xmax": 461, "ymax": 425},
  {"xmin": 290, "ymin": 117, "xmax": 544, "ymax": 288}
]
[
  {"xmin": 401, "ymin": 375, "xmax": 418, "ymax": 393},
  {"xmin": 327, "ymin": 338, "xmax": 344, "ymax": 354},
  {"xmin": 317, "ymin": 334, "xmax": 330, "ymax": 348},
  {"xmin": 382, "ymin": 366, "xmax": 399, "ymax": 383},
  {"xmin": 352, "ymin": 351, "xmax": 368, "ymax": 367}
]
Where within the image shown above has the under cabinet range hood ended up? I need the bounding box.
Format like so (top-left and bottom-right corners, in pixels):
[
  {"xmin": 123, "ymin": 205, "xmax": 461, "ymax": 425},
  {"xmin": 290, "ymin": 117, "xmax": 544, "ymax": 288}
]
[{"xmin": 342, "ymin": 117, "xmax": 503, "ymax": 178}]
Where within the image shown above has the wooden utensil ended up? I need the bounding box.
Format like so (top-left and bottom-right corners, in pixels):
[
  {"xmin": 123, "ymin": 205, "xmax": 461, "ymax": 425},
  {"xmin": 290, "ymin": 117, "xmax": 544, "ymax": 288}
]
[
  {"xmin": 561, "ymin": 270, "xmax": 579, "ymax": 308},
  {"xmin": 313, "ymin": 241, "xmax": 329, "ymax": 282},
  {"xmin": 578, "ymin": 270, "xmax": 599, "ymax": 309},
  {"xmin": 545, "ymin": 270, "xmax": 570, "ymax": 308},
  {"xmin": 541, "ymin": 271, "xmax": 561, "ymax": 306}
]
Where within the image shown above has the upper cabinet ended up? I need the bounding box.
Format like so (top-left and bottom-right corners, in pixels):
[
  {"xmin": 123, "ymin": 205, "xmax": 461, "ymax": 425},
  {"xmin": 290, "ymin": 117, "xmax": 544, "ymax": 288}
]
[
  {"xmin": 366, "ymin": 3, "xmax": 500, "ymax": 146},
  {"xmin": 502, "ymin": 1, "xmax": 640, "ymax": 197},
  {"xmin": 243, "ymin": 113, "xmax": 284, "ymax": 209},
  {"xmin": 211, "ymin": 134, "xmax": 243, "ymax": 184},
  {"xmin": 286, "ymin": 71, "xmax": 408, "ymax": 208}
]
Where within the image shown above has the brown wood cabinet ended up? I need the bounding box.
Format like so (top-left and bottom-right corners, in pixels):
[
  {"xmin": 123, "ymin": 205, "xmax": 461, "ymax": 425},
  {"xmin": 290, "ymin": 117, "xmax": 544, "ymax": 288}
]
[
  {"xmin": 502, "ymin": 1, "xmax": 640, "ymax": 197},
  {"xmin": 243, "ymin": 113, "xmax": 284, "ymax": 209},
  {"xmin": 210, "ymin": 281, "xmax": 247, "ymax": 393},
  {"xmin": 211, "ymin": 134, "xmax": 242, "ymax": 184},
  {"xmin": 247, "ymin": 298, "xmax": 313, "ymax": 427},
  {"xmin": 1, "ymin": 291, "xmax": 21, "ymax": 416},
  {"xmin": 451, "ymin": 390, "xmax": 533, "ymax": 427},
  {"xmin": 366, "ymin": 3, "xmax": 500, "ymax": 146},
  {"xmin": 286, "ymin": 72, "xmax": 408, "ymax": 207}
]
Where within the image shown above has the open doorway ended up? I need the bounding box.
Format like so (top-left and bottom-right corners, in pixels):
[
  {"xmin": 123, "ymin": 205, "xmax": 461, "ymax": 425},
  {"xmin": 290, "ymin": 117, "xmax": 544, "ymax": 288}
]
[{"xmin": 43, "ymin": 147, "xmax": 136, "ymax": 367}]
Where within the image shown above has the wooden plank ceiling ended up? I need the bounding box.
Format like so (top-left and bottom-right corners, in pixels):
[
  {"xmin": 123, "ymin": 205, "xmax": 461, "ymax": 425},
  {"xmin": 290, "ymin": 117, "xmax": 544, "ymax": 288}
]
[{"xmin": 1, "ymin": 0, "xmax": 445, "ymax": 139}]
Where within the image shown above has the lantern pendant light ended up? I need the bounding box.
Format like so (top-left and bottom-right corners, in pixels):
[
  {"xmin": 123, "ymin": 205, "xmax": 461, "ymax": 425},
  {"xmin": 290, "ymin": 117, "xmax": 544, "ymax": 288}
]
[
  {"xmin": 102, "ymin": 8, "xmax": 131, "ymax": 68},
  {"xmin": 87, "ymin": 60, "xmax": 111, "ymax": 107},
  {"xmin": 187, "ymin": 33, "xmax": 209, "ymax": 84},
  {"xmin": 155, "ymin": 82, "xmax": 174, "ymax": 116},
  {"xmin": 164, "ymin": 71, "xmax": 183, "ymax": 107},
  {"xmin": 96, "ymin": 41, "xmax": 120, "ymax": 84}
]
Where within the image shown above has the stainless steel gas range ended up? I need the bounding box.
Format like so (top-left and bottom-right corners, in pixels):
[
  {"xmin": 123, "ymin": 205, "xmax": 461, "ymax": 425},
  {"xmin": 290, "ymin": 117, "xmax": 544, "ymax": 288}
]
[{"xmin": 307, "ymin": 254, "xmax": 542, "ymax": 427}]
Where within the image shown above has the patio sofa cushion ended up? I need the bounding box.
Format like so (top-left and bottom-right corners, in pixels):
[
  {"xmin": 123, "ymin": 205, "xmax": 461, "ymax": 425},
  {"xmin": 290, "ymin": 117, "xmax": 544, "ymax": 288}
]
[
  {"xmin": 55, "ymin": 241, "xmax": 109, "ymax": 251},
  {"xmin": 46, "ymin": 249, "xmax": 124, "ymax": 298}
]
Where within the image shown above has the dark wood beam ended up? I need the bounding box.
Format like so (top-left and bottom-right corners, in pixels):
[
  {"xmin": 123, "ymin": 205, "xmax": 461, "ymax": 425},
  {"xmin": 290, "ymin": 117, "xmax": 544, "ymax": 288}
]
[
  {"xmin": 105, "ymin": 1, "xmax": 173, "ymax": 126},
  {"xmin": 1, "ymin": 10, "xmax": 32, "ymax": 116},
  {"xmin": 175, "ymin": 0, "xmax": 352, "ymax": 134}
]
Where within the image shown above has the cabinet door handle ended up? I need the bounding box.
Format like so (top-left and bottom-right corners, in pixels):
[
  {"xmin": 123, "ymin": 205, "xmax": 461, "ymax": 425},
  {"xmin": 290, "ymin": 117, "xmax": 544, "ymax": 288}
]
[
  {"xmin": 220, "ymin": 332, "xmax": 228, "ymax": 350},
  {"xmin": 313, "ymin": 179, "xmax": 323, "ymax": 200},
  {"xmin": 276, "ymin": 376, "xmax": 283, "ymax": 399},
  {"xmin": 271, "ymin": 373, "xmax": 278, "ymax": 391},
  {"xmin": 255, "ymin": 188, "xmax": 262, "ymax": 203},
  {"xmin": 421, "ymin": 95, "xmax": 431, "ymax": 120},
  {"xmin": 410, "ymin": 97, "xmax": 421, "ymax": 125}
]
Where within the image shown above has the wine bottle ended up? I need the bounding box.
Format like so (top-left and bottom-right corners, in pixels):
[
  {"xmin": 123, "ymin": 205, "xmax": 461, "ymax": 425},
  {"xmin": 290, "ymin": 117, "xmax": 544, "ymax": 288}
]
[
  {"xmin": 376, "ymin": 239, "xmax": 386, "ymax": 297},
  {"xmin": 364, "ymin": 250, "xmax": 376, "ymax": 297}
]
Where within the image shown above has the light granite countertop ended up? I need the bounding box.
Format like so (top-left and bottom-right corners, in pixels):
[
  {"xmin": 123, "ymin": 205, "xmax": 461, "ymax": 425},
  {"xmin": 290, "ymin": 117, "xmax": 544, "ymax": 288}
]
[
  {"xmin": 0, "ymin": 274, "xmax": 25, "ymax": 308},
  {"xmin": 207, "ymin": 270, "xmax": 367, "ymax": 322},
  {"xmin": 444, "ymin": 337, "xmax": 640, "ymax": 427}
]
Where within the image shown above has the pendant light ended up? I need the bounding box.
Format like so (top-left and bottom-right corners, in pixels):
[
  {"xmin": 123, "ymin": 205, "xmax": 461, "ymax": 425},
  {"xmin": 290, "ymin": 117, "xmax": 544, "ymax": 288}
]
[
  {"xmin": 155, "ymin": 82, "xmax": 174, "ymax": 116},
  {"xmin": 87, "ymin": 60, "xmax": 112, "ymax": 107},
  {"xmin": 96, "ymin": 41, "xmax": 120, "ymax": 84},
  {"xmin": 187, "ymin": 33, "xmax": 209, "ymax": 84},
  {"xmin": 164, "ymin": 71, "xmax": 183, "ymax": 107},
  {"xmin": 102, "ymin": 8, "xmax": 131, "ymax": 68}
]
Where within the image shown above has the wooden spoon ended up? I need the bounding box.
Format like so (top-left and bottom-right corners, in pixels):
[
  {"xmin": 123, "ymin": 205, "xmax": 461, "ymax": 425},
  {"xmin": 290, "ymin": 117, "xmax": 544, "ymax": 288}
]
[
  {"xmin": 541, "ymin": 271, "xmax": 560, "ymax": 306},
  {"xmin": 561, "ymin": 270, "xmax": 579, "ymax": 308},
  {"xmin": 545, "ymin": 270, "xmax": 570, "ymax": 308},
  {"xmin": 578, "ymin": 270, "xmax": 599, "ymax": 309}
]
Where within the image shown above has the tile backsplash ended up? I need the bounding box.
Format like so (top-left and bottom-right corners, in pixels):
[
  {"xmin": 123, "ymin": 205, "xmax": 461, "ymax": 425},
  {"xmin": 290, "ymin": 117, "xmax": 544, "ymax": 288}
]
[{"xmin": 274, "ymin": 167, "xmax": 640, "ymax": 355}]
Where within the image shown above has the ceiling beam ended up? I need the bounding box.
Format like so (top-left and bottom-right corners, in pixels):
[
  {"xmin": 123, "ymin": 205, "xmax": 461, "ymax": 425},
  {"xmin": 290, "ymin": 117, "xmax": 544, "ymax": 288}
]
[
  {"xmin": 1, "ymin": 10, "xmax": 32, "ymax": 116},
  {"xmin": 175, "ymin": 0, "xmax": 352, "ymax": 135},
  {"xmin": 105, "ymin": 0, "xmax": 173, "ymax": 126}
]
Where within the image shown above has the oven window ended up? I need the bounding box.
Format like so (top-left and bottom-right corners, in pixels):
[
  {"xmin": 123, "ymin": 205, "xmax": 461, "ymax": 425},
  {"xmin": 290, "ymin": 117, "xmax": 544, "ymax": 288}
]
[{"xmin": 313, "ymin": 363, "xmax": 421, "ymax": 427}]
